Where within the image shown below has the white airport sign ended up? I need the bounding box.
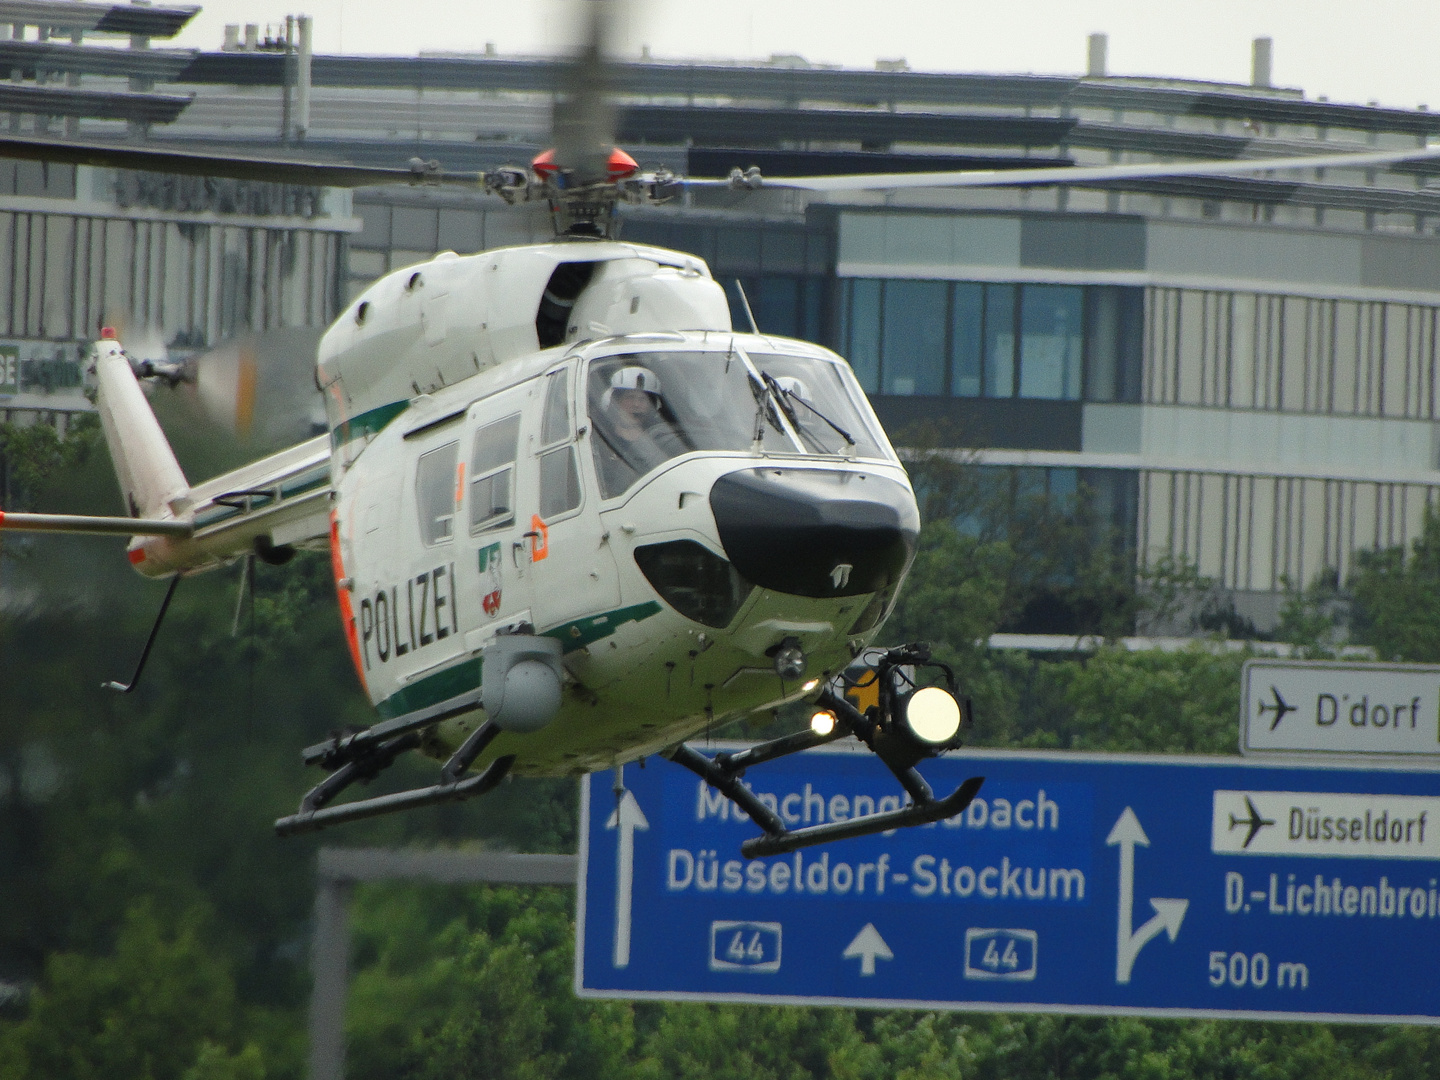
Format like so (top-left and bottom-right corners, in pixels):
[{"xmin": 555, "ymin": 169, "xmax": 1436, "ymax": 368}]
[{"xmin": 1241, "ymin": 659, "xmax": 1440, "ymax": 759}]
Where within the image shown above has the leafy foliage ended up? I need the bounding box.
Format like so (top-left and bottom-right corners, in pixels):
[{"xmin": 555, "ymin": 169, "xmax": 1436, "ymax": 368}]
[
  {"xmin": 5, "ymin": 426, "xmax": 1440, "ymax": 1079},
  {"xmin": 0, "ymin": 414, "xmax": 100, "ymax": 511}
]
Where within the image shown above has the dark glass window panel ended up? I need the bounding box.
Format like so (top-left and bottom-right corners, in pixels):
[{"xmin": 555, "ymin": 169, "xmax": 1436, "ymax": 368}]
[
  {"xmin": 1115, "ymin": 288, "xmax": 1145, "ymax": 403},
  {"xmin": 415, "ymin": 441, "xmax": 458, "ymax": 545},
  {"xmin": 984, "ymin": 284, "xmax": 1016, "ymax": 398},
  {"xmin": 800, "ymin": 276, "xmax": 825, "ymax": 342},
  {"xmin": 1019, "ymin": 284, "xmax": 1084, "ymax": 400},
  {"xmin": 845, "ymin": 279, "xmax": 882, "ymax": 393},
  {"xmin": 755, "ymin": 275, "xmax": 801, "ymax": 337},
  {"xmin": 881, "ymin": 279, "xmax": 947, "ymax": 396},
  {"xmin": 1080, "ymin": 467, "xmax": 1140, "ymax": 553},
  {"xmin": 950, "ymin": 283, "xmax": 984, "ymax": 397},
  {"xmin": 1085, "ymin": 286, "xmax": 1145, "ymax": 402},
  {"xmin": 1047, "ymin": 467, "xmax": 1079, "ymax": 501},
  {"xmin": 1084, "ymin": 286, "xmax": 1120, "ymax": 402}
]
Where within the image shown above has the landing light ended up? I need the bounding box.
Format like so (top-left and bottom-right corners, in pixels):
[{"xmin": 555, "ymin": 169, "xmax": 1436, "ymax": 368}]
[
  {"xmin": 773, "ymin": 638, "xmax": 806, "ymax": 681},
  {"xmin": 903, "ymin": 686, "xmax": 962, "ymax": 746},
  {"xmin": 801, "ymin": 678, "xmax": 820, "ymax": 693},
  {"xmin": 810, "ymin": 710, "xmax": 836, "ymax": 736}
]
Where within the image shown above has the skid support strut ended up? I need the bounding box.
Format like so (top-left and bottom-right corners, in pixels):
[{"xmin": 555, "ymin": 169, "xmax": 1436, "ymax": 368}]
[
  {"xmin": 665, "ymin": 643, "xmax": 985, "ymax": 858},
  {"xmin": 275, "ymin": 691, "xmax": 514, "ymax": 837}
]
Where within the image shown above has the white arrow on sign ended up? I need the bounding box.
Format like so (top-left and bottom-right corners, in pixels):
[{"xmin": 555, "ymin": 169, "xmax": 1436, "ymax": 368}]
[
  {"xmin": 1106, "ymin": 806, "xmax": 1188, "ymax": 984},
  {"xmin": 843, "ymin": 923, "xmax": 893, "ymax": 976},
  {"xmin": 606, "ymin": 788, "xmax": 649, "ymax": 968}
]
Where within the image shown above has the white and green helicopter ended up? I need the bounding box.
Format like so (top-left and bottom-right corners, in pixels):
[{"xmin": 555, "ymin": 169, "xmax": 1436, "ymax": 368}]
[{"xmin": 6, "ymin": 17, "xmax": 1440, "ymax": 854}]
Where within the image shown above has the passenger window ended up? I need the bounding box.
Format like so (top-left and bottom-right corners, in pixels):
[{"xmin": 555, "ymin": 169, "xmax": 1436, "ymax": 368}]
[
  {"xmin": 469, "ymin": 414, "xmax": 520, "ymax": 533},
  {"xmin": 415, "ymin": 441, "xmax": 458, "ymax": 545},
  {"xmin": 541, "ymin": 368, "xmax": 571, "ymax": 447},
  {"xmin": 539, "ymin": 446, "xmax": 581, "ymax": 518}
]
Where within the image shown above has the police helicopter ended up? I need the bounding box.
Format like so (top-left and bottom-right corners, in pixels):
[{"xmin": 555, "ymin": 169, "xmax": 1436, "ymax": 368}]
[{"xmin": 4, "ymin": 5, "xmax": 1440, "ymax": 856}]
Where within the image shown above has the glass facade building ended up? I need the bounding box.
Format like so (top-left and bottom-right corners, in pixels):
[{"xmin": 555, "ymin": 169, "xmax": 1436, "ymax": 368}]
[{"xmin": 9, "ymin": 38, "xmax": 1440, "ymax": 631}]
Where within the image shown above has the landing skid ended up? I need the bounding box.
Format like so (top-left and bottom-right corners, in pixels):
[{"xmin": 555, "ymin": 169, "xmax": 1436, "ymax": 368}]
[
  {"xmin": 273, "ymin": 644, "xmax": 982, "ymax": 848},
  {"xmin": 666, "ymin": 644, "xmax": 985, "ymax": 858},
  {"xmin": 274, "ymin": 688, "xmax": 514, "ymax": 836}
]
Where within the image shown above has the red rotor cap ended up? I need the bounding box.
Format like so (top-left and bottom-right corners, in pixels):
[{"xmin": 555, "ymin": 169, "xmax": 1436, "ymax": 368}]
[
  {"xmin": 530, "ymin": 147, "xmax": 639, "ymax": 180},
  {"xmin": 606, "ymin": 148, "xmax": 639, "ymax": 178}
]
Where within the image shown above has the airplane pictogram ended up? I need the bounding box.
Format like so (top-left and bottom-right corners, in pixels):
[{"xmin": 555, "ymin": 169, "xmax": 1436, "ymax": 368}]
[
  {"xmin": 1227, "ymin": 795, "xmax": 1275, "ymax": 848},
  {"xmin": 1257, "ymin": 685, "xmax": 1296, "ymax": 730}
]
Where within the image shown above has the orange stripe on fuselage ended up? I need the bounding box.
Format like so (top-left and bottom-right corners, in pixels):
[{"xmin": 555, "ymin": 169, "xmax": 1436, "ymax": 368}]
[{"xmin": 330, "ymin": 510, "xmax": 368, "ymax": 693}]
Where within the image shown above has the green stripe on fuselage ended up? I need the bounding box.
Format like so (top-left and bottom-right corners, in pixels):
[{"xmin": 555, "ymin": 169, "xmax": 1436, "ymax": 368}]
[
  {"xmin": 331, "ymin": 399, "xmax": 408, "ymax": 450},
  {"xmin": 375, "ymin": 657, "xmax": 482, "ymax": 720},
  {"xmin": 541, "ymin": 601, "xmax": 663, "ymax": 652},
  {"xmin": 372, "ymin": 600, "xmax": 663, "ymax": 719}
]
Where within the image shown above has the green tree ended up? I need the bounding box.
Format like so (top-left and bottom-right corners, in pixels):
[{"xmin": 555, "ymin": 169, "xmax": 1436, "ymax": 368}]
[
  {"xmin": 0, "ymin": 900, "xmax": 251, "ymax": 1080},
  {"xmin": 1348, "ymin": 506, "xmax": 1440, "ymax": 662},
  {"xmin": 0, "ymin": 414, "xmax": 99, "ymax": 511}
]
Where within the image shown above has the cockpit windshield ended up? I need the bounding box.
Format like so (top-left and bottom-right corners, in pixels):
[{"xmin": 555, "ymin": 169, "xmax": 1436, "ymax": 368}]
[
  {"xmin": 747, "ymin": 354, "xmax": 887, "ymax": 460},
  {"xmin": 587, "ymin": 347, "xmax": 891, "ymax": 499}
]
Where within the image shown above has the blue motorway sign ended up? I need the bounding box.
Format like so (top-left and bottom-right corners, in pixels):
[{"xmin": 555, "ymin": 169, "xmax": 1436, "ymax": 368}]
[{"xmin": 574, "ymin": 745, "xmax": 1440, "ymax": 1022}]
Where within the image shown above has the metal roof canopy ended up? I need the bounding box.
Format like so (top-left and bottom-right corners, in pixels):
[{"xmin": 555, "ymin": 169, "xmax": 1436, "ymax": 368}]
[
  {"xmin": 0, "ymin": 0, "xmax": 198, "ymax": 37},
  {"xmin": 617, "ymin": 106, "xmax": 1077, "ymax": 149},
  {"xmin": 0, "ymin": 84, "xmax": 190, "ymax": 123},
  {"xmin": 171, "ymin": 53, "xmax": 1440, "ymax": 136},
  {"xmin": 0, "ymin": 39, "xmax": 196, "ymax": 79}
]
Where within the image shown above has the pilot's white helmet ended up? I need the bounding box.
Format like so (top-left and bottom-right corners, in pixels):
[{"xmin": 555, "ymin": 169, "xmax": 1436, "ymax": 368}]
[
  {"xmin": 604, "ymin": 365, "xmax": 662, "ymax": 407},
  {"xmin": 774, "ymin": 375, "xmax": 809, "ymax": 401}
]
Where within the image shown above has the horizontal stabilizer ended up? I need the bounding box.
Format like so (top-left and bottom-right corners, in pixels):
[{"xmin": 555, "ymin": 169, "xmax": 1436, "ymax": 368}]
[{"xmin": 0, "ymin": 511, "xmax": 193, "ymax": 537}]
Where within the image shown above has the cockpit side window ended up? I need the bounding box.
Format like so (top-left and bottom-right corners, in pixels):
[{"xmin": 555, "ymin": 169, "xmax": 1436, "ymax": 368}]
[
  {"xmin": 469, "ymin": 414, "xmax": 520, "ymax": 533},
  {"xmin": 415, "ymin": 440, "xmax": 459, "ymax": 545},
  {"xmin": 538, "ymin": 367, "xmax": 582, "ymax": 518},
  {"xmin": 541, "ymin": 368, "xmax": 571, "ymax": 447}
]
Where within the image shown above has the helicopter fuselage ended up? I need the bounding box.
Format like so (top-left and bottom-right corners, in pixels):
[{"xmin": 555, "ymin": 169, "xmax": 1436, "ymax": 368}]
[{"xmin": 321, "ymin": 241, "xmax": 920, "ymax": 776}]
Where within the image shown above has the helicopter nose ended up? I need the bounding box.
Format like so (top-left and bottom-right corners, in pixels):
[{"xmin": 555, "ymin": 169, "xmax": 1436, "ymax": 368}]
[{"xmin": 708, "ymin": 469, "xmax": 919, "ymax": 598}]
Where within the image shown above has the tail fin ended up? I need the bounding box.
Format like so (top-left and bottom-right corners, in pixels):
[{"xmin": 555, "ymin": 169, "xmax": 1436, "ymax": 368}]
[{"xmin": 94, "ymin": 336, "xmax": 192, "ymax": 520}]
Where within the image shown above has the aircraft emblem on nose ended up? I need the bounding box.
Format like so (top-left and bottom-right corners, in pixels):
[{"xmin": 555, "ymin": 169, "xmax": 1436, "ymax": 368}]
[{"xmin": 830, "ymin": 563, "xmax": 853, "ymax": 590}]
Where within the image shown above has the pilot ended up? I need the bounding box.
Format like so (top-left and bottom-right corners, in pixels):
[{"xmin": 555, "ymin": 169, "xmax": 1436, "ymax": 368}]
[{"xmin": 594, "ymin": 364, "xmax": 684, "ymax": 496}]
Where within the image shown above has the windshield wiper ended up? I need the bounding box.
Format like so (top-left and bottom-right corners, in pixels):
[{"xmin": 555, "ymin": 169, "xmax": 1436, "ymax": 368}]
[
  {"xmin": 749, "ymin": 374, "xmax": 790, "ymax": 446},
  {"xmin": 762, "ymin": 371, "xmax": 856, "ymax": 454}
]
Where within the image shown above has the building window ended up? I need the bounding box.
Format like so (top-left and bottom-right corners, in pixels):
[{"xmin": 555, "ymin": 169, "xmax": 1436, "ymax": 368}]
[
  {"xmin": 951, "ymin": 284, "xmax": 983, "ymax": 396},
  {"xmin": 983, "ymin": 284, "xmax": 1017, "ymax": 398},
  {"xmin": 1019, "ymin": 285, "xmax": 1083, "ymax": 400},
  {"xmin": 725, "ymin": 275, "xmax": 826, "ymax": 342},
  {"xmin": 838, "ymin": 278, "xmax": 1143, "ymax": 403},
  {"xmin": 1084, "ymin": 286, "xmax": 1144, "ymax": 402},
  {"xmin": 882, "ymin": 280, "xmax": 948, "ymax": 395}
]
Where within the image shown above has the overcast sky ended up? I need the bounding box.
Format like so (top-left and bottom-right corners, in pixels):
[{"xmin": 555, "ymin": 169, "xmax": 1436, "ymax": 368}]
[{"xmin": 171, "ymin": 0, "xmax": 1440, "ymax": 113}]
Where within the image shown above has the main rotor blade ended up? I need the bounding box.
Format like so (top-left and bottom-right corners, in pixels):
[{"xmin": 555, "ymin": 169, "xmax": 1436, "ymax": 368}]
[
  {"xmin": 0, "ymin": 132, "xmax": 482, "ymax": 187},
  {"xmin": 549, "ymin": 0, "xmax": 619, "ymax": 183},
  {"xmin": 698, "ymin": 143, "xmax": 1440, "ymax": 193}
]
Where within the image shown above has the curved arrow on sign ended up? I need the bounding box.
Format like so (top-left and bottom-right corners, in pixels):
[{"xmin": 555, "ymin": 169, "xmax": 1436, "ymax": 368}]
[{"xmin": 1107, "ymin": 806, "xmax": 1188, "ymax": 984}]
